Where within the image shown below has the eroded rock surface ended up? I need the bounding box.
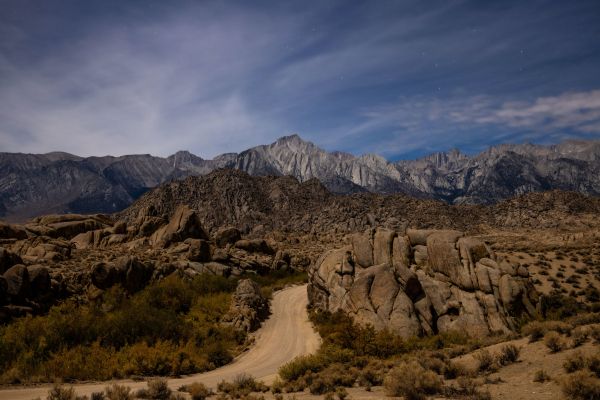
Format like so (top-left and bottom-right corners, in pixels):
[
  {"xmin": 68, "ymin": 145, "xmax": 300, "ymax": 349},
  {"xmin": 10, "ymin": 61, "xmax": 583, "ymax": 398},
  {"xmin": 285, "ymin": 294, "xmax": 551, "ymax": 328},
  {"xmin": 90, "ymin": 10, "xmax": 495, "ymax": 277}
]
[
  {"xmin": 308, "ymin": 227, "xmax": 539, "ymax": 338},
  {"xmin": 223, "ymin": 279, "xmax": 269, "ymax": 332}
]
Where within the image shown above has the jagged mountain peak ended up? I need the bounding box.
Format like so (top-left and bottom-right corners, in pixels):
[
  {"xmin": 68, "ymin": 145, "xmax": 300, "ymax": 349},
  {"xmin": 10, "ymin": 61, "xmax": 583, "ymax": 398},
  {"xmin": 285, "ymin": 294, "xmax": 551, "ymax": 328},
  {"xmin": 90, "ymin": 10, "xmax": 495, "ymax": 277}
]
[{"xmin": 1, "ymin": 137, "xmax": 599, "ymax": 221}]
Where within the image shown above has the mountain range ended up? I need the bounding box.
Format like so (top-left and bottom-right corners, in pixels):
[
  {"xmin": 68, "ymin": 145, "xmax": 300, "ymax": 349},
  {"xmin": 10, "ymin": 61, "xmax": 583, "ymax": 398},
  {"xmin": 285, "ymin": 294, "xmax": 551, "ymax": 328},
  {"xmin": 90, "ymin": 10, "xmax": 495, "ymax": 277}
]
[{"xmin": 1, "ymin": 134, "xmax": 599, "ymax": 221}]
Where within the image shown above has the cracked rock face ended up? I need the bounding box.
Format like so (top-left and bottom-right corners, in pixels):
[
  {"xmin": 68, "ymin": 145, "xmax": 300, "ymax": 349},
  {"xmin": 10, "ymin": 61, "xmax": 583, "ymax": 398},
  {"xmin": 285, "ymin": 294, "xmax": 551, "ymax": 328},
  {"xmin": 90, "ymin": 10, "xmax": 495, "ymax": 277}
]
[
  {"xmin": 308, "ymin": 227, "xmax": 539, "ymax": 338},
  {"xmin": 223, "ymin": 279, "xmax": 269, "ymax": 332}
]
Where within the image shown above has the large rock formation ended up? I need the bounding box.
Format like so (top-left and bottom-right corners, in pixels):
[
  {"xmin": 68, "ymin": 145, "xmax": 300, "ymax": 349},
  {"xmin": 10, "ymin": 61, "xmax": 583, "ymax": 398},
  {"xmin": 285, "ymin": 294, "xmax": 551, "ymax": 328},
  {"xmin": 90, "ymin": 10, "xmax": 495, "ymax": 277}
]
[
  {"xmin": 223, "ymin": 279, "xmax": 269, "ymax": 332},
  {"xmin": 308, "ymin": 227, "xmax": 539, "ymax": 338}
]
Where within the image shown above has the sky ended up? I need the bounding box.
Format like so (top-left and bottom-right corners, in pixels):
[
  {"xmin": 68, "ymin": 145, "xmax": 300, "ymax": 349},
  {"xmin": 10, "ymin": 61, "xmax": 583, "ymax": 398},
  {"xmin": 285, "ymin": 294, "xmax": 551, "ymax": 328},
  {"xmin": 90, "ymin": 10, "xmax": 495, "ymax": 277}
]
[{"xmin": 1, "ymin": 0, "xmax": 599, "ymax": 160}]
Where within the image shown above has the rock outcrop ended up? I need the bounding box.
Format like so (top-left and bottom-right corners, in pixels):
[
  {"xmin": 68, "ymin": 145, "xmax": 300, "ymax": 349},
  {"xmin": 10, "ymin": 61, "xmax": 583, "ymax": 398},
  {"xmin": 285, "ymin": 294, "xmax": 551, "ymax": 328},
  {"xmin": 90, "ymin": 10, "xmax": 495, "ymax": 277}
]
[
  {"xmin": 151, "ymin": 205, "xmax": 208, "ymax": 248},
  {"xmin": 308, "ymin": 227, "xmax": 539, "ymax": 338},
  {"xmin": 223, "ymin": 279, "xmax": 269, "ymax": 332}
]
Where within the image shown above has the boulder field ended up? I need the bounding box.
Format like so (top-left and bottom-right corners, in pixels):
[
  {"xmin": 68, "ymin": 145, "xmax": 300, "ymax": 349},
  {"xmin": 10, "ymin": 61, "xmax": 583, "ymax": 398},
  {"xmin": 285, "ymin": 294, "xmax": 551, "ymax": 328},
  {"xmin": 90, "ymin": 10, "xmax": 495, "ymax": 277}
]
[{"xmin": 308, "ymin": 227, "xmax": 539, "ymax": 338}]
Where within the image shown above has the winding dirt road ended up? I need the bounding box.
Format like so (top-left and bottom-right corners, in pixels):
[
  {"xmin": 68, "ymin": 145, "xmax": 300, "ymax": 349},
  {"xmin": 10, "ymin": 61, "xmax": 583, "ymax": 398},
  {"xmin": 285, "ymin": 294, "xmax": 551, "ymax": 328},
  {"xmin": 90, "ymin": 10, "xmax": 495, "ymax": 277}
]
[{"xmin": 0, "ymin": 284, "xmax": 321, "ymax": 400}]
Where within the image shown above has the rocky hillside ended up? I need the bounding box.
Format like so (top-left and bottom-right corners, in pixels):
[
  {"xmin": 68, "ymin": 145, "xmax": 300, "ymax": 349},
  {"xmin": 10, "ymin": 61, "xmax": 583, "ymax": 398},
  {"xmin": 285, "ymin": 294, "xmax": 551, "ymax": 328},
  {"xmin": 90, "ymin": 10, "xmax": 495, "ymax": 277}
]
[
  {"xmin": 1, "ymin": 136, "xmax": 599, "ymax": 221},
  {"xmin": 121, "ymin": 169, "xmax": 600, "ymax": 237}
]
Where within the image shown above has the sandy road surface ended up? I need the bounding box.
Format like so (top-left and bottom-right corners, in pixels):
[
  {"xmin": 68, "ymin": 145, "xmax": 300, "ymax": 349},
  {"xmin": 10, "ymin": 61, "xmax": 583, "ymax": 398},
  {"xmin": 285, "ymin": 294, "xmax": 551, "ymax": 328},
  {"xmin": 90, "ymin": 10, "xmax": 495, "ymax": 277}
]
[{"xmin": 0, "ymin": 284, "xmax": 321, "ymax": 400}]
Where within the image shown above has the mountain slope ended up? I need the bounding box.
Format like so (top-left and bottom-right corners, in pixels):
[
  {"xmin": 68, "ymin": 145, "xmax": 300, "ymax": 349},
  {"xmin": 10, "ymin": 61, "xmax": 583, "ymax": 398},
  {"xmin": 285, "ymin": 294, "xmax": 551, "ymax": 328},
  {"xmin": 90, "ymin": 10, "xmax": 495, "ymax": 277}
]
[{"xmin": 1, "ymin": 135, "xmax": 599, "ymax": 221}]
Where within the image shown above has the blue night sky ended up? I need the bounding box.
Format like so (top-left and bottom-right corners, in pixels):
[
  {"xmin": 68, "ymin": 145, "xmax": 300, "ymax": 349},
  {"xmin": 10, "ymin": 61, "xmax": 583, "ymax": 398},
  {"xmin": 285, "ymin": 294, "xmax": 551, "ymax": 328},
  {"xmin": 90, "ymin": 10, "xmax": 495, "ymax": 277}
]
[{"xmin": 1, "ymin": 0, "xmax": 599, "ymax": 160}]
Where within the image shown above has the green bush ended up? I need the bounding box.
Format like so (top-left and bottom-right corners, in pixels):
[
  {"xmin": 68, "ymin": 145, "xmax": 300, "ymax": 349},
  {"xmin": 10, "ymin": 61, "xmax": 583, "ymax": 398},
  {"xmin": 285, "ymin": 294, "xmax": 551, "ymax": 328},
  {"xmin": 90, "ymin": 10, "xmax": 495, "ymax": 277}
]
[
  {"xmin": 279, "ymin": 354, "xmax": 325, "ymax": 381},
  {"xmin": 0, "ymin": 274, "xmax": 242, "ymax": 383}
]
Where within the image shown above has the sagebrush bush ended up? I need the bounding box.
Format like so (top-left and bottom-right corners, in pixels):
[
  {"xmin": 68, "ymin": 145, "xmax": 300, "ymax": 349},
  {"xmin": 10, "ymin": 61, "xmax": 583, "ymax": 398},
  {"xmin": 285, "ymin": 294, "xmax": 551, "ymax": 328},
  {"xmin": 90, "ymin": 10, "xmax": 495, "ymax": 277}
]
[
  {"xmin": 383, "ymin": 361, "xmax": 443, "ymax": 400},
  {"xmin": 474, "ymin": 349, "xmax": 495, "ymax": 372},
  {"xmin": 497, "ymin": 344, "xmax": 521, "ymax": 366},
  {"xmin": 104, "ymin": 384, "xmax": 133, "ymax": 400},
  {"xmin": 561, "ymin": 371, "xmax": 600, "ymax": 400},
  {"xmin": 544, "ymin": 331, "xmax": 565, "ymax": 353},
  {"xmin": 147, "ymin": 378, "xmax": 171, "ymax": 400},
  {"xmin": 217, "ymin": 373, "xmax": 268, "ymax": 398},
  {"xmin": 533, "ymin": 369, "xmax": 551, "ymax": 383},
  {"xmin": 91, "ymin": 392, "xmax": 106, "ymax": 400},
  {"xmin": 572, "ymin": 327, "xmax": 590, "ymax": 347},
  {"xmin": 278, "ymin": 354, "xmax": 325, "ymax": 381},
  {"xmin": 522, "ymin": 320, "xmax": 573, "ymax": 342},
  {"xmin": 564, "ymin": 352, "xmax": 587, "ymax": 373},
  {"xmin": 183, "ymin": 382, "xmax": 212, "ymax": 400},
  {"xmin": 588, "ymin": 353, "xmax": 600, "ymax": 378},
  {"xmin": 46, "ymin": 385, "xmax": 76, "ymax": 400}
]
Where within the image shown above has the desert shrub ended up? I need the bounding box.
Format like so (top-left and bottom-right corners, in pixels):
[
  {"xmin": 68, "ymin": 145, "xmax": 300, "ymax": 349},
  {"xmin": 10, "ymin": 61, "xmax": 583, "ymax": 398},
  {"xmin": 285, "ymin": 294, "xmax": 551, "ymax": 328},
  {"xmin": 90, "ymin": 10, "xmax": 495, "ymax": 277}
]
[
  {"xmin": 544, "ymin": 332, "xmax": 565, "ymax": 353},
  {"xmin": 541, "ymin": 291, "xmax": 586, "ymax": 320},
  {"xmin": 522, "ymin": 321, "xmax": 546, "ymax": 342},
  {"xmin": 0, "ymin": 274, "xmax": 245, "ymax": 383},
  {"xmin": 443, "ymin": 360, "xmax": 468, "ymax": 379},
  {"xmin": 572, "ymin": 327, "xmax": 590, "ymax": 347},
  {"xmin": 357, "ymin": 359, "xmax": 387, "ymax": 386},
  {"xmin": 383, "ymin": 361, "xmax": 443, "ymax": 400},
  {"xmin": 146, "ymin": 378, "xmax": 171, "ymax": 399},
  {"xmin": 474, "ymin": 349, "xmax": 495, "ymax": 372},
  {"xmin": 497, "ymin": 344, "xmax": 521, "ymax": 366},
  {"xmin": 308, "ymin": 376, "xmax": 333, "ymax": 395},
  {"xmin": 564, "ymin": 352, "xmax": 587, "ymax": 373},
  {"xmin": 278, "ymin": 354, "xmax": 325, "ymax": 381},
  {"xmin": 46, "ymin": 385, "xmax": 76, "ymax": 400},
  {"xmin": 91, "ymin": 393, "xmax": 106, "ymax": 400},
  {"xmin": 561, "ymin": 371, "xmax": 600, "ymax": 400},
  {"xmin": 182, "ymin": 382, "xmax": 212, "ymax": 400},
  {"xmin": 335, "ymin": 387, "xmax": 349, "ymax": 400},
  {"xmin": 591, "ymin": 326, "xmax": 600, "ymax": 344},
  {"xmin": 217, "ymin": 374, "xmax": 267, "ymax": 398},
  {"xmin": 418, "ymin": 353, "xmax": 447, "ymax": 375},
  {"xmin": 443, "ymin": 376, "xmax": 491, "ymax": 399},
  {"xmin": 522, "ymin": 320, "xmax": 573, "ymax": 343},
  {"xmin": 588, "ymin": 354, "xmax": 600, "ymax": 378},
  {"xmin": 104, "ymin": 384, "xmax": 133, "ymax": 400},
  {"xmin": 533, "ymin": 369, "xmax": 551, "ymax": 382}
]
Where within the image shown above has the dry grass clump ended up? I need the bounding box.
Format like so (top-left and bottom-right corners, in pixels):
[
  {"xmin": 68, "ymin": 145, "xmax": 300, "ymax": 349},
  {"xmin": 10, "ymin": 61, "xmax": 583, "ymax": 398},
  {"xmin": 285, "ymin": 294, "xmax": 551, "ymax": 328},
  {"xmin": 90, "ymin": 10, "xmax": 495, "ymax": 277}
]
[
  {"xmin": 522, "ymin": 320, "xmax": 573, "ymax": 342},
  {"xmin": 383, "ymin": 361, "xmax": 443, "ymax": 400},
  {"xmin": 497, "ymin": 344, "xmax": 521, "ymax": 366},
  {"xmin": 180, "ymin": 382, "xmax": 212, "ymax": 400},
  {"xmin": 564, "ymin": 352, "xmax": 587, "ymax": 373},
  {"xmin": 217, "ymin": 373, "xmax": 268, "ymax": 398},
  {"xmin": 46, "ymin": 385, "xmax": 77, "ymax": 400},
  {"xmin": 474, "ymin": 349, "xmax": 496, "ymax": 373},
  {"xmin": 572, "ymin": 326, "xmax": 590, "ymax": 347},
  {"xmin": 104, "ymin": 384, "xmax": 133, "ymax": 400},
  {"xmin": 544, "ymin": 331, "xmax": 566, "ymax": 353},
  {"xmin": 561, "ymin": 371, "xmax": 600, "ymax": 400},
  {"xmin": 444, "ymin": 377, "xmax": 492, "ymax": 400},
  {"xmin": 533, "ymin": 369, "xmax": 551, "ymax": 383}
]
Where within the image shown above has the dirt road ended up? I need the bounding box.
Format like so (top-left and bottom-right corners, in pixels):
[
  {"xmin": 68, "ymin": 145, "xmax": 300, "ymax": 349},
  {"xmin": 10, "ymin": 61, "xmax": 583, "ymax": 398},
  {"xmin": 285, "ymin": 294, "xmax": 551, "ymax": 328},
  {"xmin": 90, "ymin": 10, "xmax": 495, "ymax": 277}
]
[{"xmin": 0, "ymin": 284, "xmax": 321, "ymax": 400}]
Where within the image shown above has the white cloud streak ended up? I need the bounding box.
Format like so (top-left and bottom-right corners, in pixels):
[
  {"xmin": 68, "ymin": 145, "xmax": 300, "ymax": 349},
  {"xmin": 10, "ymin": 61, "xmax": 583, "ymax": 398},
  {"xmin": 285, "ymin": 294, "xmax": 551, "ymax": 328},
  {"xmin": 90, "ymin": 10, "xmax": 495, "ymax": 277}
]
[{"xmin": 0, "ymin": 5, "xmax": 302, "ymax": 157}]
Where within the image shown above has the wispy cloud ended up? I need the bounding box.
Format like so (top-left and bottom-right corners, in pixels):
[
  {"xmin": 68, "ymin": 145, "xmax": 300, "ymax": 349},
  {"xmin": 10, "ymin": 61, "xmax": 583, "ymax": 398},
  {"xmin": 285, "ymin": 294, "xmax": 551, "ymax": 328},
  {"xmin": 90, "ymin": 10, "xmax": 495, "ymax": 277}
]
[
  {"xmin": 0, "ymin": 4, "xmax": 299, "ymax": 157},
  {"xmin": 0, "ymin": 1, "xmax": 599, "ymax": 158},
  {"xmin": 335, "ymin": 89, "xmax": 600, "ymax": 158}
]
